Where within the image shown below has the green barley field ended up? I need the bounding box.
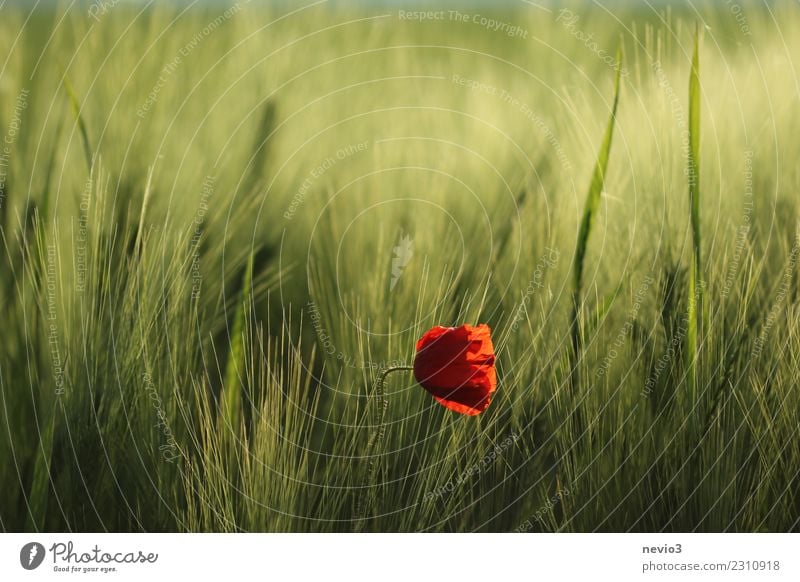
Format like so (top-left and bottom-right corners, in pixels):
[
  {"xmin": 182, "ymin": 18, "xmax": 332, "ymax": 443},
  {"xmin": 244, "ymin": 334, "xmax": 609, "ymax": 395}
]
[{"xmin": 1, "ymin": 0, "xmax": 799, "ymax": 532}]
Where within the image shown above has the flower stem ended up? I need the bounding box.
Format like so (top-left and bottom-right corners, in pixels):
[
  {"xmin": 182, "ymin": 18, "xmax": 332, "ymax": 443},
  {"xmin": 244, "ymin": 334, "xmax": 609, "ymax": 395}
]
[
  {"xmin": 375, "ymin": 365, "xmax": 413, "ymax": 394},
  {"xmin": 353, "ymin": 365, "xmax": 413, "ymax": 532},
  {"xmin": 372, "ymin": 365, "xmax": 413, "ymax": 431}
]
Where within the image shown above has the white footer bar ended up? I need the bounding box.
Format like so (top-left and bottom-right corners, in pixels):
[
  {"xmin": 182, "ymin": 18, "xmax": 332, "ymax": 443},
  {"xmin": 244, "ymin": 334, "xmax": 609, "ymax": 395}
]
[{"xmin": 1, "ymin": 533, "xmax": 796, "ymax": 581}]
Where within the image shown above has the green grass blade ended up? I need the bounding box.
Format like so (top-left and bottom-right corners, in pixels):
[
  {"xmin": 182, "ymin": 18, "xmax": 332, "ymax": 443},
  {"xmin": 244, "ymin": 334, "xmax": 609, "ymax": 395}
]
[
  {"xmin": 134, "ymin": 166, "xmax": 155, "ymax": 257},
  {"xmin": 244, "ymin": 99, "xmax": 277, "ymax": 192},
  {"xmin": 687, "ymin": 27, "xmax": 702, "ymax": 398},
  {"xmin": 25, "ymin": 230, "xmax": 59, "ymax": 531},
  {"xmin": 221, "ymin": 251, "xmax": 254, "ymax": 437},
  {"xmin": 38, "ymin": 110, "xmax": 66, "ymax": 228},
  {"xmin": 25, "ymin": 403, "xmax": 57, "ymax": 531},
  {"xmin": 62, "ymin": 75, "xmax": 94, "ymax": 172},
  {"xmin": 571, "ymin": 47, "xmax": 623, "ymax": 359}
]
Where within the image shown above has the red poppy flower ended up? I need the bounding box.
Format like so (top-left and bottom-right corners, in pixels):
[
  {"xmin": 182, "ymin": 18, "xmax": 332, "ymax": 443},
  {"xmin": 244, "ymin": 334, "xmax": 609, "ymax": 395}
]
[{"xmin": 413, "ymin": 324, "xmax": 496, "ymax": 416}]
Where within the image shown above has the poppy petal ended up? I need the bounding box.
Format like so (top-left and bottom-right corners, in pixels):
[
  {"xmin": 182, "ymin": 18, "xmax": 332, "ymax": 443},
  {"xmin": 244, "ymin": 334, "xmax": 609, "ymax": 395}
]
[{"xmin": 413, "ymin": 324, "xmax": 497, "ymax": 416}]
